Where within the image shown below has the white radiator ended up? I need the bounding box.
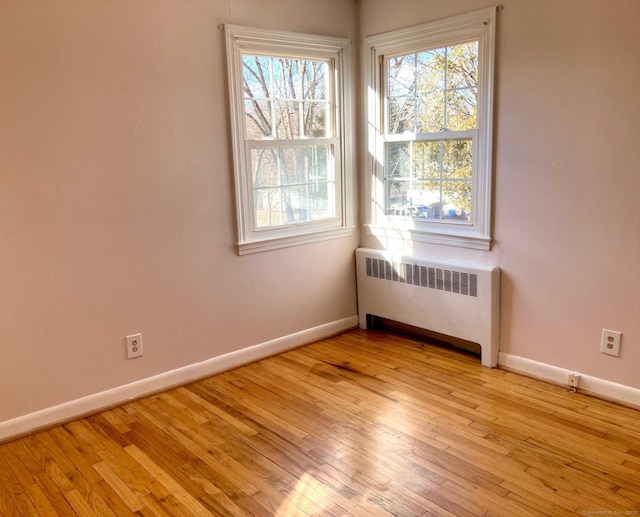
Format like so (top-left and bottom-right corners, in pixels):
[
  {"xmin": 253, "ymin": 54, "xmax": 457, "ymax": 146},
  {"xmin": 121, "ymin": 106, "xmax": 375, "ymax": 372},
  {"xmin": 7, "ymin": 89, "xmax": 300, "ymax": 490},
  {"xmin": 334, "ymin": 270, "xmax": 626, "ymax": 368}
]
[{"xmin": 355, "ymin": 248, "xmax": 500, "ymax": 367}]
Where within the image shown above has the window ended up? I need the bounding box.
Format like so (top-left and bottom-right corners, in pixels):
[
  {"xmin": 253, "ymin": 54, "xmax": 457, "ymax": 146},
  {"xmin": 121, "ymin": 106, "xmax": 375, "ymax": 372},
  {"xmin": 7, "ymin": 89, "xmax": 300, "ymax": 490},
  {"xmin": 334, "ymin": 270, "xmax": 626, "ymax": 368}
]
[
  {"xmin": 364, "ymin": 8, "xmax": 496, "ymax": 250},
  {"xmin": 225, "ymin": 25, "xmax": 353, "ymax": 255}
]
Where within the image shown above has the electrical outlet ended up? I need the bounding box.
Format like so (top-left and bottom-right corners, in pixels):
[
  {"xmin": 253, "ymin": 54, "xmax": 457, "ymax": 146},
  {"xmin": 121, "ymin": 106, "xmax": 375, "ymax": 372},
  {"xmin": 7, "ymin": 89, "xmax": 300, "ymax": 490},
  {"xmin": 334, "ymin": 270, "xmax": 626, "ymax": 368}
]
[
  {"xmin": 567, "ymin": 372, "xmax": 580, "ymax": 388},
  {"xmin": 126, "ymin": 333, "xmax": 143, "ymax": 359},
  {"xmin": 601, "ymin": 329, "xmax": 621, "ymax": 357}
]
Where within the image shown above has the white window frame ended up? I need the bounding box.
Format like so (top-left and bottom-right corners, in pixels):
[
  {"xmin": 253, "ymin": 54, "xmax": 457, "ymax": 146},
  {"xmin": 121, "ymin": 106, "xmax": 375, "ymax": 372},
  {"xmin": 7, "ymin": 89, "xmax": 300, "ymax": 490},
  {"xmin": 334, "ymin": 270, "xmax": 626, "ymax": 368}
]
[
  {"xmin": 363, "ymin": 8, "xmax": 496, "ymax": 250},
  {"xmin": 225, "ymin": 24, "xmax": 353, "ymax": 255}
]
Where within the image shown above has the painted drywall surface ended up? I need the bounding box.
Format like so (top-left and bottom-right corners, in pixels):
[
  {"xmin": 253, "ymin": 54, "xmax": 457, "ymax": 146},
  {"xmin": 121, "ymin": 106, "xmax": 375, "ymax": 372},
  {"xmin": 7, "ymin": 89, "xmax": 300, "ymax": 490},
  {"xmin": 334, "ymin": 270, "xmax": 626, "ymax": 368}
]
[
  {"xmin": 0, "ymin": 0, "xmax": 358, "ymax": 422},
  {"xmin": 360, "ymin": 0, "xmax": 640, "ymax": 389}
]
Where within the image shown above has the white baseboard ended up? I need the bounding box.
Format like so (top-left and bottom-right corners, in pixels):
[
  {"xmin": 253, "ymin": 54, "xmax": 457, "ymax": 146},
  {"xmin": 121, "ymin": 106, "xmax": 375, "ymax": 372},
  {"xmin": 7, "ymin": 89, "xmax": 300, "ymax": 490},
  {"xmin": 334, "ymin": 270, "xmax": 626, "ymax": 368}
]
[
  {"xmin": 0, "ymin": 316, "xmax": 359, "ymax": 443},
  {"xmin": 499, "ymin": 352, "xmax": 640, "ymax": 409}
]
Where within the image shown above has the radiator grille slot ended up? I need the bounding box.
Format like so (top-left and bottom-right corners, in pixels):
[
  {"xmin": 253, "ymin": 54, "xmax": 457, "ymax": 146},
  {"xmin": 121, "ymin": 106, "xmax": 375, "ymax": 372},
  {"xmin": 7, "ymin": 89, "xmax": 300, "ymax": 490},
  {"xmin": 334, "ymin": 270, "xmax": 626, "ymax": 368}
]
[{"xmin": 365, "ymin": 257, "xmax": 478, "ymax": 297}]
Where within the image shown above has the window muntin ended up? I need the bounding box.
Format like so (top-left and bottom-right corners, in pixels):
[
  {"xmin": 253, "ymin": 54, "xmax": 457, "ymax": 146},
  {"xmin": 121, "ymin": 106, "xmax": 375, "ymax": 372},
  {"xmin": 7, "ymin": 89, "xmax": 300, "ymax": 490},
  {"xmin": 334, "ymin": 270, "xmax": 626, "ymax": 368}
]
[
  {"xmin": 364, "ymin": 8, "xmax": 496, "ymax": 250},
  {"xmin": 225, "ymin": 25, "xmax": 352, "ymax": 254}
]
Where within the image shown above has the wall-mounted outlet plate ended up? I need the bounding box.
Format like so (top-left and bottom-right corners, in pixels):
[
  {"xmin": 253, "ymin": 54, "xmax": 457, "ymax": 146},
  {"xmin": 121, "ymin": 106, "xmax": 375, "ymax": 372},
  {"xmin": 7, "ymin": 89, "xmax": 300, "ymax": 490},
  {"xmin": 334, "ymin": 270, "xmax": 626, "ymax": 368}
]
[
  {"xmin": 126, "ymin": 333, "xmax": 143, "ymax": 359},
  {"xmin": 601, "ymin": 329, "xmax": 621, "ymax": 357}
]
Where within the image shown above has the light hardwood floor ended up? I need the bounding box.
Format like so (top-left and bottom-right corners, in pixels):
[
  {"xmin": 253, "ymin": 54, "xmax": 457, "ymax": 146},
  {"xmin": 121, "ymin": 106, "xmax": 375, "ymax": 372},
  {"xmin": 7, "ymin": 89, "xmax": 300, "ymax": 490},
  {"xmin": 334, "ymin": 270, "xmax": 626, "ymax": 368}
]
[{"xmin": 1, "ymin": 330, "xmax": 639, "ymax": 516}]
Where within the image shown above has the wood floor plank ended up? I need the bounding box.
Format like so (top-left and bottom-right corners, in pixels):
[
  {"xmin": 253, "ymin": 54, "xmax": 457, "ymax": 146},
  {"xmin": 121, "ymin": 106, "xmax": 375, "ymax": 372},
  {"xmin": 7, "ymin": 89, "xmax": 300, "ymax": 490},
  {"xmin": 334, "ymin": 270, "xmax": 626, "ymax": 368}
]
[
  {"xmin": 8, "ymin": 439, "xmax": 77, "ymax": 515},
  {"xmin": 92, "ymin": 460, "xmax": 147, "ymax": 512},
  {"xmin": 63, "ymin": 488, "xmax": 96, "ymax": 516},
  {"xmin": 24, "ymin": 482, "xmax": 60, "ymax": 516},
  {"xmin": 45, "ymin": 426, "xmax": 104, "ymax": 485},
  {"xmin": 126, "ymin": 444, "xmax": 212, "ymax": 517},
  {"xmin": 1, "ymin": 442, "xmax": 38, "ymax": 493},
  {"xmin": 178, "ymin": 463, "xmax": 248, "ymax": 516},
  {"xmin": 1, "ymin": 329, "xmax": 639, "ymax": 515},
  {"xmin": 0, "ymin": 454, "xmax": 39, "ymax": 517}
]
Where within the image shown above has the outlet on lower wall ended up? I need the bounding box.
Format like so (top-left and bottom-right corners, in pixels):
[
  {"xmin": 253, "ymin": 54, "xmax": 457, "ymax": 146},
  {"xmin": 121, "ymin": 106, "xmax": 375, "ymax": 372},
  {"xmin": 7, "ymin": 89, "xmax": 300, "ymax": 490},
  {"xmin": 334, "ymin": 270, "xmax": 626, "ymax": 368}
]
[
  {"xmin": 567, "ymin": 372, "xmax": 580, "ymax": 388},
  {"xmin": 126, "ymin": 333, "xmax": 143, "ymax": 359}
]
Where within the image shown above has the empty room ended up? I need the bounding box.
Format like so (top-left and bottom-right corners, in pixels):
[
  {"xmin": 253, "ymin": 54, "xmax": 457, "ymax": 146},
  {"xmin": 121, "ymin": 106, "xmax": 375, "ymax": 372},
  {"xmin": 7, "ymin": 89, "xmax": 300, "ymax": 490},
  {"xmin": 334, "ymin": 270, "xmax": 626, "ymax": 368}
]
[{"xmin": 1, "ymin": 0, "xmax": 639, "ymax": 515}]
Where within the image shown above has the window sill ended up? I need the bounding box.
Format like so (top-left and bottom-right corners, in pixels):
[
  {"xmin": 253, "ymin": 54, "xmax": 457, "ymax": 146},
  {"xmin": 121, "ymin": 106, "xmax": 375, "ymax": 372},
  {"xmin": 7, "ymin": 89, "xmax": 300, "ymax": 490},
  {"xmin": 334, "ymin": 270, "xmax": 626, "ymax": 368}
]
[
  {"xmin": 238, "ymin": 226, "xmax": 354, "ymax": 255},
  {"xmin": 365, "ymin": 224, "xmax": 492, "ymax": 251}
]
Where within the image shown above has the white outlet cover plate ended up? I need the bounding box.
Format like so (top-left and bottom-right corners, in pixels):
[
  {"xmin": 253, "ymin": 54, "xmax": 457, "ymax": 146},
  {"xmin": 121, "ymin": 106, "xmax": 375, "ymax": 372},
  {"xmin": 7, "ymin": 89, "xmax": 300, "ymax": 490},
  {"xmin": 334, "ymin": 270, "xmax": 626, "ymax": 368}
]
[
  {"xmin": 601, "ymin": 329, "xmax": 621, "ymax": 357},
  {"xmin": 126, "ymin": 333, "xmax": 143, "ymax": 359}
]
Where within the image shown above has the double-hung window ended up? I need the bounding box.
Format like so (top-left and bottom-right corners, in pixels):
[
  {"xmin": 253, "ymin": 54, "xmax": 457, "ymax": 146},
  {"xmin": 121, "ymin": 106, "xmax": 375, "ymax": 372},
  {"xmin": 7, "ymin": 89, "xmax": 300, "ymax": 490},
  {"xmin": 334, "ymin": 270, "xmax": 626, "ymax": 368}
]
[
  {"xmin": 225, "ymin": 25, "xmax": 352, "ymax": 255},
  {"xmin": 364, "ymin": 8, "xmax": 496, "ymax": 249}
]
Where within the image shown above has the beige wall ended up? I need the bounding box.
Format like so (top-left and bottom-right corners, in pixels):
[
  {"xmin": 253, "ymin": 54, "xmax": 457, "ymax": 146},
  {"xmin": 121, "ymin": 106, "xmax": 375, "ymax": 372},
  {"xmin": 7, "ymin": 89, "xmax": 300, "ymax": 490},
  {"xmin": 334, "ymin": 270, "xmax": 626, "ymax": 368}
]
[
  {"xmin": 0, "ymin": 0, "xmax": 358, "ymax": 422},
  {"xmin": 360, "ymin": 0, "xmax": 640, "ymax": 388}
]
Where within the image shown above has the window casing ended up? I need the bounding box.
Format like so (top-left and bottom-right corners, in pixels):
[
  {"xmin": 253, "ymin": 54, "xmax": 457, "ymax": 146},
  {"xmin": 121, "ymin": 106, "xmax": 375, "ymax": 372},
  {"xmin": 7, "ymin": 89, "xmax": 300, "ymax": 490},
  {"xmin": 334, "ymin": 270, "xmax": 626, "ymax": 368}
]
[
  {"xmin": 364, "ymin": 8, "xmax": 496, "ymax": 250},
  {"xmin": 225, "ymin": 25, "xmax": 353, "ymax": 255}
]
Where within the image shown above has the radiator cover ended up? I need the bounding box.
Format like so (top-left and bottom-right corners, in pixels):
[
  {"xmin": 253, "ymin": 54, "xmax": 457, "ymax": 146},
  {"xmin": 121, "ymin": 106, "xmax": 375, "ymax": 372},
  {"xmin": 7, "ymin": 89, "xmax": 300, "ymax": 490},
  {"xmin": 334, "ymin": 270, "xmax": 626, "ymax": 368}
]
[{"xmin": 355, "ymin": 248, "xmax": 501, "ymax": 367}]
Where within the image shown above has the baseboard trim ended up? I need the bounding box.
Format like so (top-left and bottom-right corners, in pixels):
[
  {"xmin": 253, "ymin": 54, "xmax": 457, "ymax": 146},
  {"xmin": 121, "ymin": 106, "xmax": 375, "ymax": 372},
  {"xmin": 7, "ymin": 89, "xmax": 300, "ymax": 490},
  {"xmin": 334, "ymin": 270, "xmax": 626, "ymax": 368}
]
[
  {"xmin": 499, "ymin": 352, "xmax": 640, "ymax": 409},
  {"xmin": 0, "ymin": 316, "xmax": 359, "ymax": 443}
]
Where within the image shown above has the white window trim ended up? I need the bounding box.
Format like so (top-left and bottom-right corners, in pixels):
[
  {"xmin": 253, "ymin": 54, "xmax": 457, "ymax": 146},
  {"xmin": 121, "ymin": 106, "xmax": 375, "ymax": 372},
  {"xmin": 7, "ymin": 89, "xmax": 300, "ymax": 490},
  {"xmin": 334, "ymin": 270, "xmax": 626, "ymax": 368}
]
[
  {"xmin": 363, "ymin": 7, "xmax": 496, "ymax": 250},
  {"xmin": 225, "ymin": 24, "xmax": 353, "ymax": 255}
]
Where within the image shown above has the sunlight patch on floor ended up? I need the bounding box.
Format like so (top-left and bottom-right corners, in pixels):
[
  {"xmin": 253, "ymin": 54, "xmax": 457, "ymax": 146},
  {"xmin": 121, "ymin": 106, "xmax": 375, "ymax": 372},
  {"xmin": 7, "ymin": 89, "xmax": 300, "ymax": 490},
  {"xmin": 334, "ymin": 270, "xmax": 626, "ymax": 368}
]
[{"xmin": 275, "ymin": 472, "xmax": 336, "ymax": 516}]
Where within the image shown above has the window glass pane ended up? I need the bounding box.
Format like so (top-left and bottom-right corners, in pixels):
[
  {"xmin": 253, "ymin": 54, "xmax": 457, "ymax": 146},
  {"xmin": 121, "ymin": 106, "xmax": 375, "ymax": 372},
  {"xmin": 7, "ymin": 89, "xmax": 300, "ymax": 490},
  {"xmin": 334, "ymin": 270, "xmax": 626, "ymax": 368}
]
[
  {"xmin": 282, "ymin": 185, "xmax": 307, "ymax": 222},
  {"xmin": 308, "ymin": 181, "xmax": 334, "ymax": 220},
  {"xmin": 446, "ymin": 89, "xmax": 477, "ymax": 131},
  {"xmin": 384, "ymin": 179, "xmax": 471, "ymax": 221},
  {"xmin": 242, "ymin": 55, "xmax": 271, "ymax": 99},
  {"xmin": 388, "ymin": 94, "xmax": 415, "ymax": 133},
  {"xmin": 417, "ymin": 48, "xmax": 446, "ymax": 91},
  {"xmin": 442, "ymin": 180, "xmax": 471, "ymax": 220},
  {"xmin": 243, "ymin": 56, "xmax": 273, "ymax": 139},
  {"xmin": 446, "ymin": 42, "xmax": 478, "ymax": 89},
  {"xmin": 251, "ymin": 145, "xmax": 334, "ymax": 228},
  {"xmin": 384, "ymin": 179, "xmax": 445, "ymax": 219},
  {"xmin": 274, "ymin": 101, "xmax": 300, "ymax": 139},
  {"xmin": 306, "ymin": 145, "xmax": 331, "ymax": 181},
  {"xmin": 387, "ymin": 42, "xmax": 479, "ymax": 134},
  {"xmin": 242, "ymin": 56, "xmax": 330, "ymax": 141},
  {"xmin": 385, "ymin": 179, "xmax": 412, "ymax": 216},
  {"xmin": 282, "ymin": 147, "xmax": 309, "ymax": 184},
  {"xmin": 413, "ymin": 180, "xmax": 442, "ymax": 218},
  {"xmin": 416, "ymin": 49, "xmax": 446, "ymax": 133},
  {"xmin": 416, "ymin": 90, "xmax": 445, "ymax": 133},
  {"xmin": 442, "ymin": 140, "xmax": 473, "ymax": 179},
  {"xmin": 277, "ymin": 146, "xmax": 330, "ymax": 184},
  {"xmin": 388, "ymin": 49, "xmax": 448, "ymax": 134},
  {"xmin": 281, "ymin": 182, "xmax": 335, "ymax": 223},
  {"xmin": 387, "ymin": 54, "xmax": 417, "ymax": 133},
  {"xmin": 384, "ymin": 139, "xmax": 472, "ymax": 220},
  {"xmin": 414, "ymin": 142, "xmax": 442, "ymax": 179},
  {"xmin": 252, "ymin": 149, "xmax": 279, "ymax": 187},
  {"xmin": 245, "ymin": 99, "xmax": 271, "ymax": 139},
  {"xmin": 302, "ymin": 61, "xmax": 327, "ymax": 100},
  {"xmin": 387, "ymin": 143, "xmax": 411, "ymax": 178},
  {"xmin": 387, "ymin": 142, "xmax": 441, "ymax": 179},
  {"xmin": 272, "ymin": 58, "xmax": 301, "ymax": 100},
  {"xmin": 254, "ymin": 188, "xmax": 283, "ymax": 228},
  {"xmin": 303, "ymin": 101, "xmax": 328, "ymax": 137}
]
